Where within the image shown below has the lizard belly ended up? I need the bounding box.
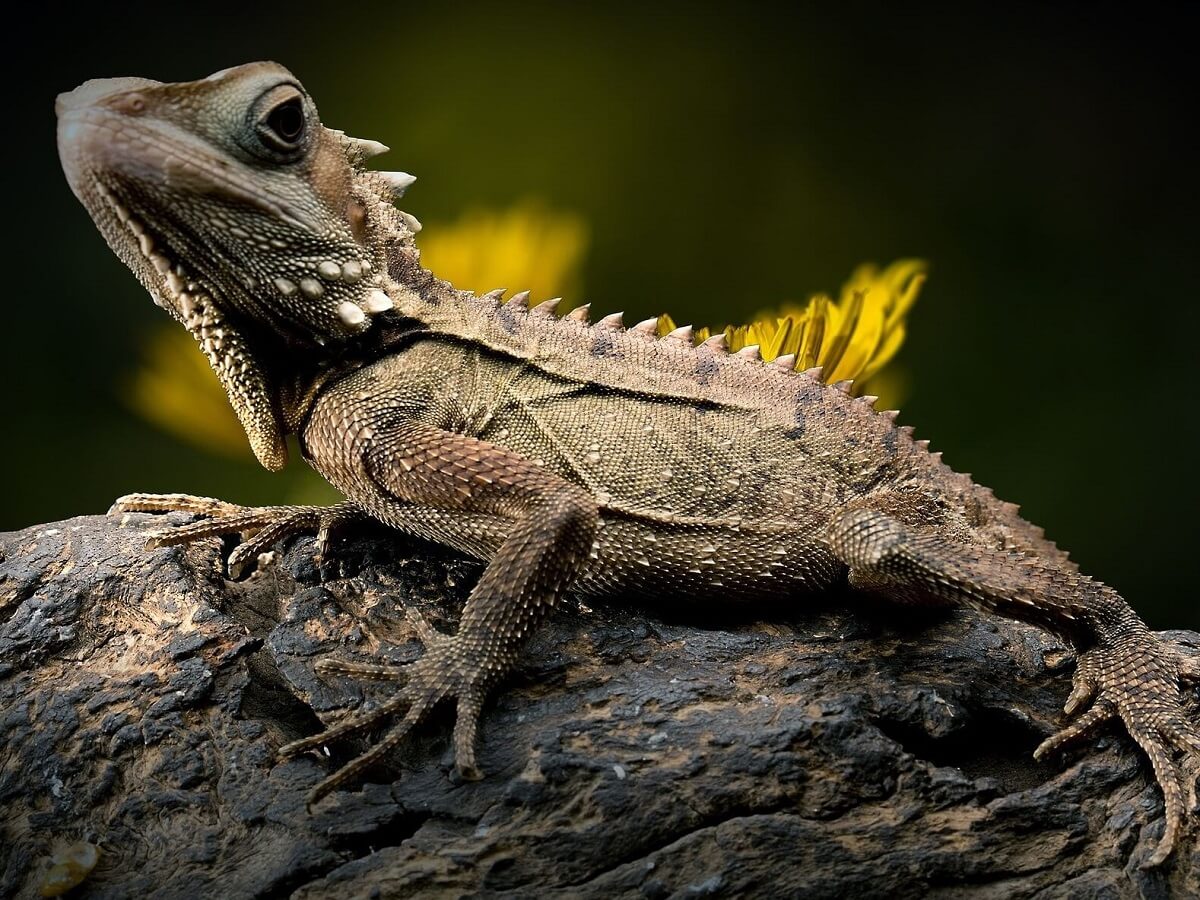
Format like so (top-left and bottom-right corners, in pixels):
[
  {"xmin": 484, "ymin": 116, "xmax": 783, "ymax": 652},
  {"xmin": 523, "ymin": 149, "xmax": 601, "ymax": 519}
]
[{"xmin": 573, "ymin": 513, "xmax": 845, "ymax": 602}]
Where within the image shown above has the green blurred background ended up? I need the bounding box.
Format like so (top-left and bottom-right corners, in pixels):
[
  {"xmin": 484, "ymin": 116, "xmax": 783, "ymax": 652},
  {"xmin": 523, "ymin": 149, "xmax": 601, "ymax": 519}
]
[{"xmin": 8, "ymin": 3, "xmax": 1197, "ymax": 628}]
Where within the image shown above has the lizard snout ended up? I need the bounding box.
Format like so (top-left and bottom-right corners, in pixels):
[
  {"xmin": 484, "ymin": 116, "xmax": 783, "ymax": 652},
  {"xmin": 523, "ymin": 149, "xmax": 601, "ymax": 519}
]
[{"xmin": 55, "ymin": 76, "xmax": 161, "ymax": 118}]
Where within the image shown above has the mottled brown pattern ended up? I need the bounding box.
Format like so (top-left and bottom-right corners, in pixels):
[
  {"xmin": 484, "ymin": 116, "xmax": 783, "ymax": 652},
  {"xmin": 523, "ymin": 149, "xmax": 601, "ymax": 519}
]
[{"xmin": 56, "ymin": 62, "xmax": 1197, "ymax": 866}]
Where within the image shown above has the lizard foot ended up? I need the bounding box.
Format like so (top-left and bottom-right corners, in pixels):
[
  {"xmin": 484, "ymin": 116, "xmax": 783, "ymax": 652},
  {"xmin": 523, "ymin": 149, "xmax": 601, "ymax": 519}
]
[
  {"xmin": 1033, "ymin": 633, "xmax": 1200, "ymax": 867},
  {"xmin": 279, "ymin": 609, "xmax": 488, "ymax": 807},
  {"xmin": 110, "ymin": 493, "xmax": 362, "ymax": 576}
]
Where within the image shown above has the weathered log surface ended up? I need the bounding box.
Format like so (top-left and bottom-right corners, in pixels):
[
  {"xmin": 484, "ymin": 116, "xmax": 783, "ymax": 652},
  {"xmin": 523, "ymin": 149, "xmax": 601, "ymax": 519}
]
[{"xmin": 0, "ymin": 513, "xmax": 1196, "ymax": 899}]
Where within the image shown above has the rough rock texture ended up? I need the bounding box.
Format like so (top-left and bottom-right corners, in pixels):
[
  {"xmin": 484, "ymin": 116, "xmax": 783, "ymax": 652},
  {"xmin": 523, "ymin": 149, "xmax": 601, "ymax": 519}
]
[{"xmin": 0, "ymin": 513, "xmax": 1196, "ymax": 899}]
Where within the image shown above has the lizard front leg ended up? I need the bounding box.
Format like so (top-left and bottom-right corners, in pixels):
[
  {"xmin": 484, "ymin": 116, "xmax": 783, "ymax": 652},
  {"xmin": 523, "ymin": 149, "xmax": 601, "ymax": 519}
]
[
  {"xmin": 279, "ymin": 423, "xmax": 599, "ymax": 804},
  {"xmin": 828, "ymin": 506, "xmax": 1199, "ymax": 866},
  {"xmin": 110, "ymin": 494, "xmax": 364, "ymax": 575}
]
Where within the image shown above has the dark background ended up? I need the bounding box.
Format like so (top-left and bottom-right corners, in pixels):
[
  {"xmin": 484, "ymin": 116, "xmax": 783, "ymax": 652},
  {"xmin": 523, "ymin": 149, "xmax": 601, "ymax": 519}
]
[{"xmin": 7, "ymin": 3, "xmax": 1197, "ymax": 627}]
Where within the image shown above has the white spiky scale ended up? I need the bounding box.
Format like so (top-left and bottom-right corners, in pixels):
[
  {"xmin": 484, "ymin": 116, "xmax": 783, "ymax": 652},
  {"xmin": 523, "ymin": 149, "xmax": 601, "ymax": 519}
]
[
  {"xmin": 348, "ymin": 136, "xmax": 390, "ymax": 158},
  {"xmin": 774, "ymin": 353, "xmax": 796, "ymax": 370},
  {"xmin": 337, "ymin": 300, "xmax": 366, "ymax": 326},
  {"xmin": 299, "ymin": 278, "xmax": 324, "ymax": 299},
  {"xmin": 702, "ymin": 333, "xmax": 729, "ymax": 352},
  {"xmin": 508, "ymin": 290, "xmax": 531, "ymax": 309},
  {"xmin": 597, "ymin": 312, "xmax": 624, "ymax": 330},
  {"xmin": 566, "ymin": 304, "xmax": 591, "ymax": 322},
  {"xmin": 378, "ymin": 171, "xmax": 417, "ymax": 197},
  {"xmin": 532, "ymin": 297, "xmax": 561, "ymax": 317},
  {"xmin": 665, "ymin": 325, "xmax": 694, "ymax": 345},
  {"xmin": 736, "ymin": 344, "xmax": 761, "ymax": 360},
  {"xmin": 364, "ymin": 289, "xmax": 393, "ymax": 313},
  {"xmin": 632, "ymin": 318, "xmax": 659, "ymax": 336},
  {"xmin": 480, "ymin": 288, "xmax": 506, "ymax": 304}
]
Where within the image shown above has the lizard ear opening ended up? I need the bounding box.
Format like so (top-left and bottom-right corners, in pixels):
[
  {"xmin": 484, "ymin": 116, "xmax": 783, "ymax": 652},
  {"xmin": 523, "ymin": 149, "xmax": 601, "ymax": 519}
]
[{"xmin": 346, "ymin": 198, "xmax": 369, "ymax": 244}]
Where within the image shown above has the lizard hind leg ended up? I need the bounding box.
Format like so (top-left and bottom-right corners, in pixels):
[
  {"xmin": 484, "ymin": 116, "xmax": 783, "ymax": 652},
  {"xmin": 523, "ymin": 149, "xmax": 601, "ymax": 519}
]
[{"xmin": 827, "ymin": 505, "xmax": 1200, "ymax": 867}]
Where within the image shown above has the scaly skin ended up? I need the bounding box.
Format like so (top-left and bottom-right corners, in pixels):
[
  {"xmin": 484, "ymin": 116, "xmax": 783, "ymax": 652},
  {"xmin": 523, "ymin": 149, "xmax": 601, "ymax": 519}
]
[{"xmin": 58, "ymin": 62, "xmax": 1197, "ymax": 865}]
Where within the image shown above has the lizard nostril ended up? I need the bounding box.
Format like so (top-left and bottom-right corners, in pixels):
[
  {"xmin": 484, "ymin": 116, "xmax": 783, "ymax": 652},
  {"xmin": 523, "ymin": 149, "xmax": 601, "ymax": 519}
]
[
  {"xmin": 55, "ymin": 76, "xmax": 162, "ymax": 119},
  {"xmin": 112, "ymin": 93, "xmax": 147, "ymax": 115}
]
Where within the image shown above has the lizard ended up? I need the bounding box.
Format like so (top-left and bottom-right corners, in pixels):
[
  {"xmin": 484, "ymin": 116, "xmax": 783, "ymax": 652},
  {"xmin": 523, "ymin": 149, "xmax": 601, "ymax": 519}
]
[{"xmin": 54, "ymin": 61, "xmax": 1198, "ymax": 867}]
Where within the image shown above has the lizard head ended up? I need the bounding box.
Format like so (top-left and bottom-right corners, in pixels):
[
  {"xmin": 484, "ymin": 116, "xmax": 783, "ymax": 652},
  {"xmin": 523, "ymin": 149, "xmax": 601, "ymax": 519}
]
[{"xmin": 56, "ymin": 61, "xmax": 416, "ymax": 469}]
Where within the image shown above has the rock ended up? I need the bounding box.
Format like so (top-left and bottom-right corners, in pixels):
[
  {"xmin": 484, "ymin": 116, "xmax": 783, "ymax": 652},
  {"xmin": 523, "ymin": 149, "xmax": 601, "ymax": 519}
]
[{"xmin": 0, "ymin": 513, "xmax": 1196, "ymax": 898}]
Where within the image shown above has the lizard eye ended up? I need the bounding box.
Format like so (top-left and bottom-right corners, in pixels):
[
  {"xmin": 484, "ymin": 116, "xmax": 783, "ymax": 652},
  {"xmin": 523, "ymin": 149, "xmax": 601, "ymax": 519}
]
[
  {"xmin": 249, "ymin": 84, "xmax": 309, "ymax": 157},
  {"xmin": 265, "ymin": 98, "xmax": 304, "ymax": 144}
]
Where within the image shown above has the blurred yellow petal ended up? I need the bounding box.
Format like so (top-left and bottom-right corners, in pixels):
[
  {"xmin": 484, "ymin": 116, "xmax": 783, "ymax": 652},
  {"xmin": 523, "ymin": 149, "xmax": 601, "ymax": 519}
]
[
  {"xmin": 127, "ymin": 328, "xmax": 250, "ymax": 459},
  {"xmin": 417, "ymin": 200, "xmax": 589, "ymax": 305},
  {"xmin": 858, "ymin": 323, "xmax": 907, "ymax": 384},
  {"xmin": 797, "ymin": 297, "xmax": 830, "ymax": 369},
  {"xmin": 823, "ymin": 290, "xmax": 886, "ymax": 382},
  {"xmin": 842, "ymin": 259, "xmax": 927, "ymax": 332}
]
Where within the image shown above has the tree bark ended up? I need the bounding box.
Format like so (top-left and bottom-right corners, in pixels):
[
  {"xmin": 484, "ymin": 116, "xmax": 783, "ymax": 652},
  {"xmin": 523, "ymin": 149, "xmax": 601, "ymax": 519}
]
[{"xmin": 1, "ymin": 513, "xmax": 1197, "ymax": 898}]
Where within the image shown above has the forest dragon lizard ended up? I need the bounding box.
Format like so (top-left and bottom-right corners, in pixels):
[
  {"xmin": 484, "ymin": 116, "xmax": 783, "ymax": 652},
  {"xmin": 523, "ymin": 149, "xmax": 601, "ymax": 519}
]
[{"xmin": 55, "ymin": 61, "xmax": 1198, "ymax": 866}]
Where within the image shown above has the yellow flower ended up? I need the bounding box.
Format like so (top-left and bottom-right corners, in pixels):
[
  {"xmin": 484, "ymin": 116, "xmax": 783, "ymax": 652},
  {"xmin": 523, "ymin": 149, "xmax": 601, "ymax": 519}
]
[
  {"xmin": 659, "ymin": 258, "xmax": 926, "ymax": 396},
  {"xmin": 416, "ymin": 200, "xmax": 589, "ymax": 303}
]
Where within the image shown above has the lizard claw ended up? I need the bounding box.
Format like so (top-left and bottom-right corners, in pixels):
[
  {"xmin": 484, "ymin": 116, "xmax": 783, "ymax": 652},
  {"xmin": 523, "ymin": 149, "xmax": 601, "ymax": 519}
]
[
  {"xmin": 1035, "ymin": 633, "xmax": 1199, "ymax": 868},
  {"xmin": 281, "ymin": 614, "xmax": 491, "ymax": 806},
  {"xmin": 1063, "ymin": 670, "xmax": 1097, "ymax": 717},
  {"xmin": 1033, "ymin": 697, "xmax": 1116, "ymax": 761}
]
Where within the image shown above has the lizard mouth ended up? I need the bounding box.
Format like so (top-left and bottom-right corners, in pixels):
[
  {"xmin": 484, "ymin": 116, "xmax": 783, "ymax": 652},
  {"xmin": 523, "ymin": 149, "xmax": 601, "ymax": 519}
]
[{"xmin": 95, "ymin": 180, "xmax": 199, "ymax": 321}]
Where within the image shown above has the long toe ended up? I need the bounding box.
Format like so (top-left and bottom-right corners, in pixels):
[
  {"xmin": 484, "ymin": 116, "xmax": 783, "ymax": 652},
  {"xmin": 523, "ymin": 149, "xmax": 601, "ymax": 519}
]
[{"xmin": 1033, "ymin": 699, "xmax": 1115, "ymax": 761}]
